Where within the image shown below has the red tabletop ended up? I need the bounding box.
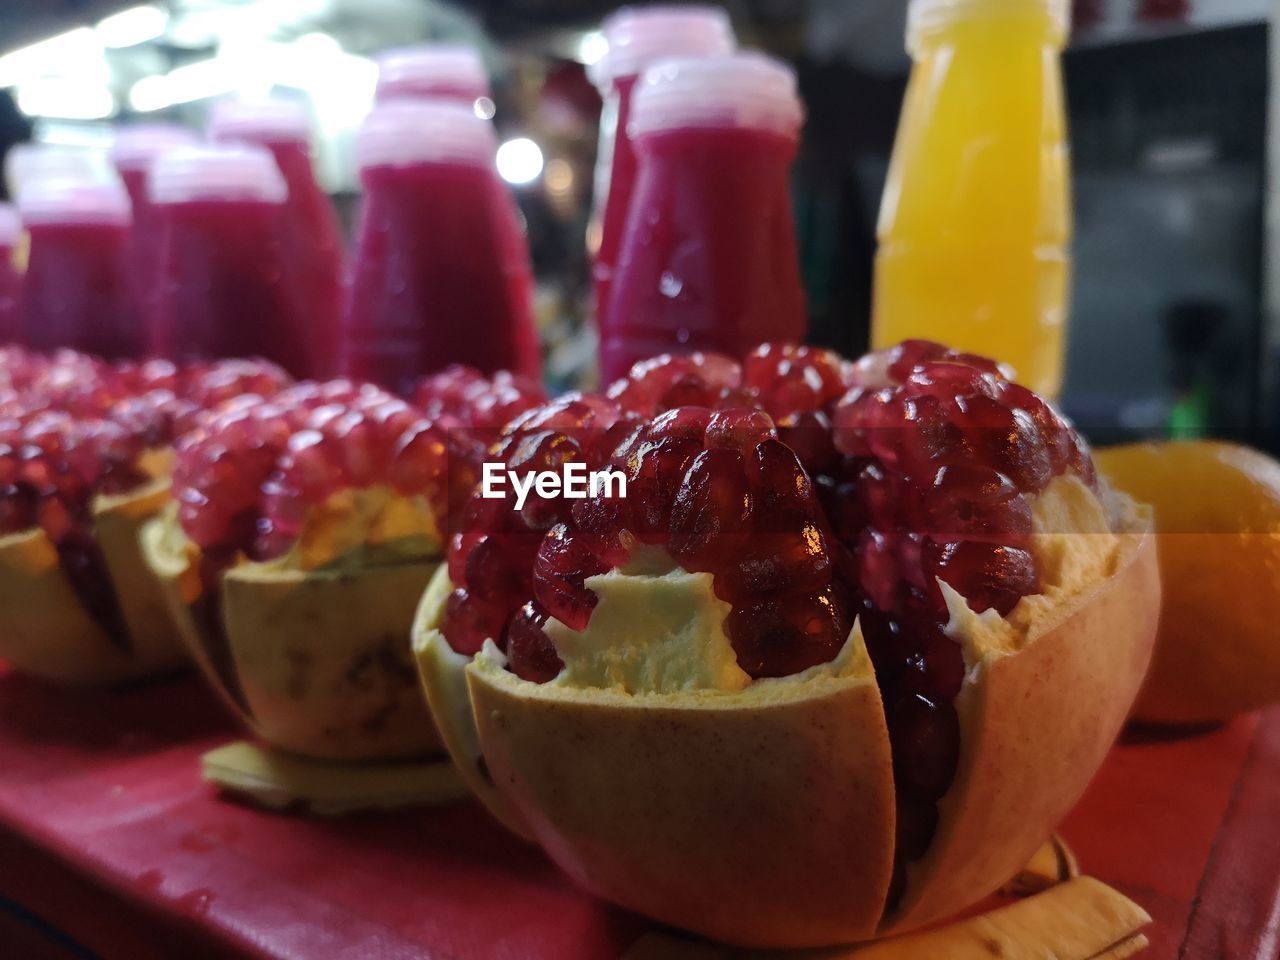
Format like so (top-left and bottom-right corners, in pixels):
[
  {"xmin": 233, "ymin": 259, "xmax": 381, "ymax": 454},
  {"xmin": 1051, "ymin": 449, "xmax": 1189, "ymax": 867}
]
[{"xmin": 0, "ymin": 663, "xmax": 1276, "ymax": 960}]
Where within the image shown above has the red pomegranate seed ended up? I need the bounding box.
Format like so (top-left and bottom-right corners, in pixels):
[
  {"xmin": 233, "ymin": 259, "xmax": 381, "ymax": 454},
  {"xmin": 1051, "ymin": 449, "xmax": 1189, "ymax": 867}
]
[
  {"xmin": 507, "ymin": 602, "xmax": 565, "ymax": 683},
  {"xmin": 533, "ymin": 523, "xmax": 607, "ymax": 631},
  {"xmin": 726, "ymin": 588, "xmax": 849, "ymax": 678},
  {"xmin": 668, "ymin": 448, "xmax": 752, "ymax": 572},
  {"xmin": 441, "ymin": 588, "xmax": 508, "ymax": 656}
]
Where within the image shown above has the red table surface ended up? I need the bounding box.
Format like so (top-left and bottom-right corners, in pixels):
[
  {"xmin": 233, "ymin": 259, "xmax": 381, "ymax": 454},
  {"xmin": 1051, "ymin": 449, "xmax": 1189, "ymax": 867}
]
[{"xmin": 0, "ymin": 664, "xmax": 1277, "ymax": 960}]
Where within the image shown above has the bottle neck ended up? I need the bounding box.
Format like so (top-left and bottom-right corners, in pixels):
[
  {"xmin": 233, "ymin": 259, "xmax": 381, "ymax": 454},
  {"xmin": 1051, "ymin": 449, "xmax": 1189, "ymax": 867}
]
[{"xmin": 909, "ymin": 0, "xmax": 1068, "ymax": 55}]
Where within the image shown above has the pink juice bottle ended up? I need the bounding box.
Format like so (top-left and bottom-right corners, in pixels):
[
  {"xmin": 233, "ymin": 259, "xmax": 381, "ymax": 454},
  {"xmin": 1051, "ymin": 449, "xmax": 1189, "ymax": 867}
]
[
  {"xmin": 342, "ymin": 100, "xmax": 540, "ymax": 395},
  {"xmin": 0, "ymin": 204, "xmax": 21, "ymax": 344},
  {"xmin": 589, "ymin": 5, "xmax": 735, "ymax": 376},
  {"xmin": 601, "ymin": 53, "xmax": 807, "ymax": 377},
  {"xmin": 374, "ymin": 45, "xmax": 490, "ymax": 106},
  {"xmin": 110, "ymin": 124, "xmax": 198, "ymax": 348},
  {"xmin": 150, "ymin": 145, "xmax": 306, "ymax": 370},
  {"xmin": 209, "ymin": 99, "xmax": 345, "ymax": 378},
  {"xmin": 17, "ymin": 175, "xmax": 141, "ymax": 359}
]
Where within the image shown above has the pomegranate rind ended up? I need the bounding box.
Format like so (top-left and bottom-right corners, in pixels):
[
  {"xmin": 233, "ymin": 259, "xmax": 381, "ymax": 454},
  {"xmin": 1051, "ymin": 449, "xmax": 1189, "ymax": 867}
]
[
  {"xmin": 884, "ymin": 520, "xmax": 1159, "ymax": 934},
  {"xmin": 0, "ymin": 478, "xmax": 186, "ymax": 685},
  {"xmin": 141, "ymin": 507, "xmax": 443, "ymax": 761},
  {"xmin": 412, "ymin": 565, "xmax": 535, "ymax": 839},
  {"xmin": 461, "ymin": 631, "xmax": 896, "ymax": 949},
  {"xmin": 96, "ymin": 479, "xmax": 190, "ymax": 676}
]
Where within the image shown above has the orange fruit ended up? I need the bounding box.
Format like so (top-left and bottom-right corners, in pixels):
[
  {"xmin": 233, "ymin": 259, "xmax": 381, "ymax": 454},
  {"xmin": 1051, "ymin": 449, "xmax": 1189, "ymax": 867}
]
[{"xmin": 1095, "ymin": 441, "xmax": 1280, "ymax": 724}]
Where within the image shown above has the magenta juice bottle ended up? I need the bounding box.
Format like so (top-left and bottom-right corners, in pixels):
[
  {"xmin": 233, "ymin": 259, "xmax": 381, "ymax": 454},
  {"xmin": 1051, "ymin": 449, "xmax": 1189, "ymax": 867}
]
[
  {"xmin": 0, "ymin": 204, "xmax": 20, "ymax": 344},
  {"xmin": 110, "ymin": 124, "xmax": 198, "ymax": 349},
  {"xmin": 601, "ymin": 53, "xmax": 807, "ymax": 377},
  {"xmin": 374, "ymin": 45, "xmax": 490, "ymax": 105},
  {"xmin": 17, "ymin": 175, "xmax": 141, "ymax": 359},
  {"xmin": 208, "ymin": 100, "xmax": 345, "ymax": 378},
  {"xmin": 150, "ymin": 145, "xmax": 306, "ymax": 370},
  {"xmin": 589, "ymin": 6, "xmax": 734, "ymax": 370},
  {"xmin": 342, "ymin": 100, "xmax": 540, "ymax": 395}
]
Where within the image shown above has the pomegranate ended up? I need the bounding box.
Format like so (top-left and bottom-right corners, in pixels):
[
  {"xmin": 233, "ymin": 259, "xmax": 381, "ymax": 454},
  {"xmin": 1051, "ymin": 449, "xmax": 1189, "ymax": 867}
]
[
  {"xmin": 0, "ymin": 351, "xmax": 294, "ymax": 684},
  {"xmin": 414, "ymin": 341, "xmax": 1161, "ymax": 948},
  {"xmin": 144, "ymin": 368, "xmax": 542, "ymax": 760}
]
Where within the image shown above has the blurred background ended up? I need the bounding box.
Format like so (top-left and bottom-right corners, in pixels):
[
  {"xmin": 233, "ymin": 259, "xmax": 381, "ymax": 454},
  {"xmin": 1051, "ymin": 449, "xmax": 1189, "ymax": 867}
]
[{"xmin": 0, "ymin": 0, "xmax": 1274, "ymax": 450}]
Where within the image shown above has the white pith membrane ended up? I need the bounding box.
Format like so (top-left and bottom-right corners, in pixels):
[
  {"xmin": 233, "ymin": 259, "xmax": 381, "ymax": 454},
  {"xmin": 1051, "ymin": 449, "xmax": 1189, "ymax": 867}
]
[{"xmin": 414, "ymin": 471, "xmax": 1155, "ymax": 941}]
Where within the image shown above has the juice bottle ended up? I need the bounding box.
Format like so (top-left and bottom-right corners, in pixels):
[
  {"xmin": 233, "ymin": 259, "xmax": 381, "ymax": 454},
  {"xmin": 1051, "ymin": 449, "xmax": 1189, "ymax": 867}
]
[
  {"xmin": 5, "ymin": 144, "xmax": 114, "ymax": 201},
  {"xmin": 601, "ymin": 53, "xmax": 807, "ymax": 379},
  {"xmin": 150, "ymin": 145, "xmax": 305, "ymax": 370},
  {"xmin": 872, "ymin": 0, "xmax": 1072, "ymax": 397},
  {"xmin": 17, "ymin": 175, "xmax": 140, "ymax": 359},
  {"xmin": 588, "ymin": 6, "xmax": 734, "ymax": 364},
  {"xmin": 374, "ymin": 45, "xmax": 490, "ymax": 106},
  {"xmin": 0, "ymin": 203, "xmax": 21, "ymax": 344},
  {"xmin": 209, "ymin": 99, "xmax": 345, "ymax": 378},
  {"xmin": 110, "ymin": 124, "xmax": 198, "ymax": 352},
  {"xmin": 342, "ymin": 100, "xmax": 540, "ymax": 395}
]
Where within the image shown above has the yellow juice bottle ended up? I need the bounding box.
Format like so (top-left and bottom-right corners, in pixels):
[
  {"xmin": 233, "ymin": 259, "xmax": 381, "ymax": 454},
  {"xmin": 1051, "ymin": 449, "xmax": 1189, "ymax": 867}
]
[{"xmin": 872, "ymin": 0, "xmax": 1072, "ymax": 397}]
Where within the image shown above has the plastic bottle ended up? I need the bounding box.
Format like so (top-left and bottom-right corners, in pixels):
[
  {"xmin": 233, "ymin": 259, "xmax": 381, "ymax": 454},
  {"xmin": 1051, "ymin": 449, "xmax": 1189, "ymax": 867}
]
[
  {"xmin": 588, "ymin": 6, "xmax": 735, "ymax": 359},
  {"xmin": 600, "ymin": 53, "xmax": 807, "ymax": 378},
  {"xmin": 342, "ymin": 100, "xmax": 540, "ymax": 395},
  {"xmin": 208, "ymin": 99, "xmax": 345, "ymax": 378},
  {"xmin": 150, "ymin": 145, "xmax": 306, "ymax": 371},
  {"xmin": 17, "ymin": 174, "xmax": 139, "ymax": 359},
  {"xmin": 374, "ymin": 45, "xmax": 490, "ymax": 106},
  {"xmin": 0, "ymin": 203, "xmax": 21, "ymax": 344},
  {"xmin": 872, "ymin": 0, "xmax": 1072, "ymax": 397},
  {"xmin": 110, "ymin": 124, "xmax": 199, "ymax": 350}
]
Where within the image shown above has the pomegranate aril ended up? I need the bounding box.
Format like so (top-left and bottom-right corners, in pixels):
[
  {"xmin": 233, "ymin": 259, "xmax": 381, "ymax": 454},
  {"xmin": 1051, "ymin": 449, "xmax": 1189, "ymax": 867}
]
[
  {"xmin": 726, "ymin": 588, "xmax": 848, "ymax": 679},
  {"xmin": 888, "ymin": 693, "xmax": 960, "ymax": 797},
  {"xmin": 743, "ymin": 343, "xmax": 848, "ymax": 418},
  {"xmin": 914, "ymin": 463, "xmax": 1032, "ymax": 544},
  {"xmin": 668, "ymin": 449, "xmax": 751, "ymax": 572},
  {"xmin": 885, "ymin": 340, "xmax": 952, "ymax": 382},
  {"xmin": 533, "ymin": 524, "xmax": 607, "ymax": 631},
  {"xmin": 776, "ymin": 410, "xmax": 839, "ymax": 476},
  {"xmin": 442, "ymin": 588, "xmax": 509, "ymax": 656},
  {"xmin": 507, "ymin": 602, "xmax": 564, "ymax": 683},
  {"xmin": 569, "ymin": 495, "xmax": 632, "ymax": 568},
  {"xmin": 905, "ymin": 361, "xmax": 1002, "ymax": 403},
  {"xmin": 0, "ymin": 483, "xmax": 37, "ymax": 534},
  {"xmin": 649, "ymin": 406, "xmax": 714, "ymax": 443},
  {"xmin": 926, "ymin": 539, "xmax": 1038, "ymax": 616},
  {"xmin": 705, "ymin": 407, "xmax": 776, "ymax": 454},
  {"xmin": 622, "ymin": 436, "xmax": 702, "ymax": 544},
  {"xmin": 895, "ymin": 791, "xmax": 940, "ymax": 862}
]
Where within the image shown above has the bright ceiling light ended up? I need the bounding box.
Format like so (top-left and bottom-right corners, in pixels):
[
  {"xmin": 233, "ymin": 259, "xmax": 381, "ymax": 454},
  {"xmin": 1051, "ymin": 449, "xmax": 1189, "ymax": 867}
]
[
  {"xmin": 130, "ymin": 58, "xmax": 238, "ymax": 112},
  {"xmin": 0, "ymin": 27, "xmax": 104, "ymax": 88},
  {"xmin": 96, "ymin": 5, "xmax": 168, "ymax": 49},
  {"xmin": 17, "ymin": 78, "xmax": 116, "ymax": 120},
  {"xmin": 496, "ymin": 137, "xmax": 544, "ymax": 186},
  {"xmin": 576, "ymin": 30, "xmax": 608, "ymax": 67}
]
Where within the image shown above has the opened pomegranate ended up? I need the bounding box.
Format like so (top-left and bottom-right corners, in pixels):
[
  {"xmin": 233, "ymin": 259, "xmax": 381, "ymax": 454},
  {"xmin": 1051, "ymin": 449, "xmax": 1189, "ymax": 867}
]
[
  {"xmin": 148, "ymin": 367, "xmax": 545, "ymax": 759},
  {"xmin": 419, "ymin": 340, "xmax": 1158, "ymax": 948}
]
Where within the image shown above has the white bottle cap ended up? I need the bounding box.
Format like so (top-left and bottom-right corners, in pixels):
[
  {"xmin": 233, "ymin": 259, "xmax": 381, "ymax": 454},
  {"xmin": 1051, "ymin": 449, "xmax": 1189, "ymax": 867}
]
[
  {"xmin": 149, "ymin": 145, "xmax": 287, "ymax": 205},
  {"xmin": 907, "ymin": 0, "xmax": 1070, "ymax": 50},
  {"xmin": 375, "ymin": 45, "xmax": 490, "ymax": 102},
  {"xmin": 631, "ymin": 52, "xmax": 804, "ymax": 140},
  {"xmin": 16, "ymin": 175, "xmax": 132, "ymax": 227},
  {"xmin": 356, "ymin": 99, "xmax": 497, "ymax": 170},
  {"xmin": 0, "ymin": 203, "xmax": 19, "ymax": 246},
  {"xmin": 110, "ymin": 124, "xmax": 199, "ymax": 173},
  {"xmin": 207, "ymin": 98, "xmax": 315, "ymax": 146},
  {"xmin": 5, "ymin": 144, "xmax": 114, "ymax": 200},
  {"xmin": 590, "ymin": 5, "xmax": 736, "ymax": 89}
]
